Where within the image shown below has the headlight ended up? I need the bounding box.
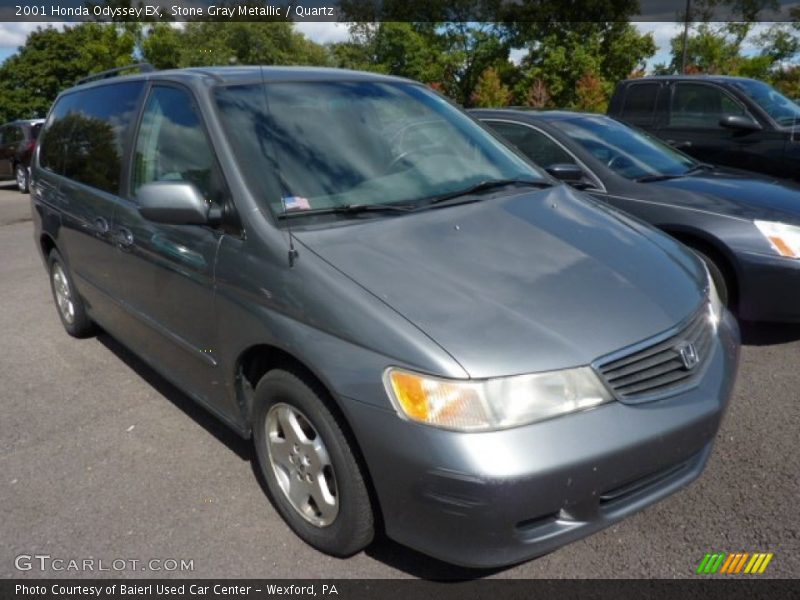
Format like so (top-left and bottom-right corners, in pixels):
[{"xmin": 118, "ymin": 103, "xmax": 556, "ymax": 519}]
[
  {"xmin": 383, "ymin": 366, "xmax": 612, "ymax": 431},
  {"xmin": 754, "ymin": 220, "xmax": 800, "ymax": 258}
]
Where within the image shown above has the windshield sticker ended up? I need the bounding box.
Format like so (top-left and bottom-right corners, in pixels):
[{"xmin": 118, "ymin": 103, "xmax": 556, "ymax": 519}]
[{"xmin": 283, "ymin": 196, "xmax": 311, "ymax": 211}]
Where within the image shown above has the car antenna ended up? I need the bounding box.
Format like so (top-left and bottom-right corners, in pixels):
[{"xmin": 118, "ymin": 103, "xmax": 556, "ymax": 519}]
[{"xmin": 258, "ymin": 64, "xmax": 299, "ymax": 268}]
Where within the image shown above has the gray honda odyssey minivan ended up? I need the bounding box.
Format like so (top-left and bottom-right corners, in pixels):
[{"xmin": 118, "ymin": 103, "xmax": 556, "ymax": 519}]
[{"xmin": 31, "ymin": 66, "xmax": 739, "ymax": 568}]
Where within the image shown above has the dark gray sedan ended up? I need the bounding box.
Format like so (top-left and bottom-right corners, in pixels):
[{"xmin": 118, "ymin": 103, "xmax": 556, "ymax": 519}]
[{"xmin": 474, "ymin": 109, "xmax": 800, "ymax": 323}]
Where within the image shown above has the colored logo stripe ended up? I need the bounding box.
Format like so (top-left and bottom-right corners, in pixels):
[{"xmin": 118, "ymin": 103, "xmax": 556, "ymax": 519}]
[{"xmin": 697, "ymin": 552, "xmax": 773, "ymax": 574}]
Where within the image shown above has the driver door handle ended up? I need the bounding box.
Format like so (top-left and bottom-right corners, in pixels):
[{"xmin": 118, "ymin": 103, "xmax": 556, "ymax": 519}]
[{"xmin": 93, "ymin": 217, "xmax": 109, "ymax": 235}]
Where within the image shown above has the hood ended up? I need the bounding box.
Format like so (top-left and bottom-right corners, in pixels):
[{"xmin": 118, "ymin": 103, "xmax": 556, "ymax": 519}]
[
  {"xmin": 652, "ymin": 169, "xmax": 800, "ymax": 224},
  {"xmin": 295, "ymin": 186, "xmax": 705, "ymax": 378}
]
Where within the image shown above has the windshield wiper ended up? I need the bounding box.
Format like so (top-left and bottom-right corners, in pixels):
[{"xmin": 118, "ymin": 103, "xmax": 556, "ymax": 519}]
[
  {"xmin": 682, "ymin": 162, "xmax": 714, "ymax": 175},
  {"xmin": 634, "ymin": 173, "xmax": 682, "ymax": 183},
  {"xmin": 277, "ymin": 203, "xmax": 415, "ymax": 219},
  {"xmin": 421, "ymin": 178, "xmax": 552, "ymax": 207},
  {"xmin": 636, "ymin": 162, "xmax": 715, "ymax": 183}
]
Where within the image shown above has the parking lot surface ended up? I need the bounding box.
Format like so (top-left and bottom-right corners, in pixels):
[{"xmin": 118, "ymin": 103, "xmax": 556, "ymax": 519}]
[{"xmin": 1, "ymin": 182, "xmax": 798, "ymax": 579}]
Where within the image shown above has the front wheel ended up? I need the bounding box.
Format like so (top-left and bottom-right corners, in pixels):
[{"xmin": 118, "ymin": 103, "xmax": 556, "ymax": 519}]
[
  {"xmin": 253, "ymin": 369, "xmax": 374, "ymax": 557},
  {"xmin": 16, "ymin": 164, "xmax": 29, "ymax": 193}
]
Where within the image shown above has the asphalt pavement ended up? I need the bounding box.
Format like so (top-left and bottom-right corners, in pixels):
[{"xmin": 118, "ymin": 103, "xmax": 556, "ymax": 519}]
[{"xmin": 1, "ymin": 182, "xmax": 798, "ymax": 579}]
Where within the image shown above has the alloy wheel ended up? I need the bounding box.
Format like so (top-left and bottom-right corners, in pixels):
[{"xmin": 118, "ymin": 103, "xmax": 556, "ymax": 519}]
[
  {"xmin": 265, "ymin": 403, "xmax": 339, "ymax": 527},
  {"xmin": 52, "ymin": 263, "xmax": 75, "ymax": 324}
]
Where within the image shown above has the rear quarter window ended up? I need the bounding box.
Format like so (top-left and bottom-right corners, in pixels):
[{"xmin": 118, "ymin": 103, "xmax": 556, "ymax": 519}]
[{"xmin": 38, "ymin": 81, "xmax": 145, "ymax": 193}]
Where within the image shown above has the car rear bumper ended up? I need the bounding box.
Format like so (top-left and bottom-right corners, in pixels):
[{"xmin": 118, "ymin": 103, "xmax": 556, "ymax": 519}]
[
  {"xmin": 339, "ymin": 311, "xmax": 740, "ymax": 568},
  {"xmin": 737, "ymin": 250, "xmax": 800, "ymax": 322}
]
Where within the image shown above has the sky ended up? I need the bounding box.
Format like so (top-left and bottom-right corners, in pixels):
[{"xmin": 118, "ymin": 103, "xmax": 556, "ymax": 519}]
[{"xmin": 0, "ymin": 21, "xmax": 771, "ymax": 71}]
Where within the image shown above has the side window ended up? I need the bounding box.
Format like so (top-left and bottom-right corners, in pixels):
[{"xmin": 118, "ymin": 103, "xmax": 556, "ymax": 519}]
[
  {"xmin": 132, "ymin": 86, "xmax": 225, "ymax": 206},
  {"xmin": 39, "ymin": 96, "xmax": 80, "ymax": 175},
  {"xmin": 670, "ymin": 83, "xmax": 746, "ymax": 128},
  {"xmin": 39, "ymin": 82, "xmax": 144, "ymax": 192},
  {"xmin": 489, "ymin": 121, "xmax": 575, "ymax": 168},
  {"xmin": 621, "ymin": 83, "xmax": 660, "ymax": 125}
]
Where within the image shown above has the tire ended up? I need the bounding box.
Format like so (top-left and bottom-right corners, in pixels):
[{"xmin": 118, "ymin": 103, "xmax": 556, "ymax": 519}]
[
  {"xmin": 15, "ymin": 163, "xmax": 29, "ymax": 194},
  {"xmin": 48, "ymin": 250, "xmax": 95, "ymax": 338},
  {"xmin": 253, "ymin": 368, "xmax": 374, "ymax": 557},
  {"xmin": 693, "ymin": 249, "xmax": 730, "ymax": 307}
]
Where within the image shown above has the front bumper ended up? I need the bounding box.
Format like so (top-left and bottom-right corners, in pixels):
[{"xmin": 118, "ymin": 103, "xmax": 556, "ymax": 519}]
[
  {"xmin": 737, "ymin": 250, "xmax": 800, "ymax": 322},
  {"xmin": 339, "ymin": 312, "xmax": 740, "ymax": 568}
]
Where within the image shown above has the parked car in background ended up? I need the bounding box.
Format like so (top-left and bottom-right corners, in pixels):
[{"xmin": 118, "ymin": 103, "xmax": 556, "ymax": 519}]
[
  {"xmin": 0, "ymin": 118, "xmax": 44, "ymax": 193},
  {"xmin": 608, "ymin": 76, "xmax": 800, "ymax": 181},
  {"xmin": 475, "ymin": 109, "xmax": 800, "ymax": 323},
  {"xmin": 32, "ymin": 66, "xmax": 738, "ymax": 568}
]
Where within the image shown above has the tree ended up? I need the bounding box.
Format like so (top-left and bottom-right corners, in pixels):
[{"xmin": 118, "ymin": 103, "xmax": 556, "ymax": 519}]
[
  {"xmin": 332, "ymin": 21, "xmax": 511, "ymax": 107},
  {"xmin": 661, "ymin": 0, "xmax": 798, "ymax": 79},
  {"xmin": 574, "ymin": 71, "xmax": 609, "ymax": 112},
  {"xmin": 438, "ymin": 22, "xmax": 512, "ymax": 106},
  {"xmin": 0, "ymin": 23, "xmax": 135, "ymax": 122},
  {"xmin": 660, "ymin": 20, "xmax": 800, "ymax": 89},
  {"xmin": 512, "ymin": 22, "xmax": 654, "ymax": 108},
  {"xmin": 471, "ymin": 67, "xmax": 511, "ymax": 107},
  {"xmin": 523, "ymin": 78, "xmax": 551, "ymax": 109},
  {"xmin": 142, "ymin": 21, "xmax": 331, "ymax": 69},
  {"xmin": 333, "ymin": 22, "xmax": 447, "ymax": 83}
]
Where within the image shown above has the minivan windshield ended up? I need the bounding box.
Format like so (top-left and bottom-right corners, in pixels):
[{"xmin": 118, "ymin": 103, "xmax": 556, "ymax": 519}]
[
  {"xmin": 558, "ymin": 116, "xmax": 696, "ymax": 180},
  {"xmin": 729, "ymin": 79, "xmax": 800, "ymax": 127},
  {"xmin": 214, "ymin": 81, "xmax": 544, "ymax": 221}
]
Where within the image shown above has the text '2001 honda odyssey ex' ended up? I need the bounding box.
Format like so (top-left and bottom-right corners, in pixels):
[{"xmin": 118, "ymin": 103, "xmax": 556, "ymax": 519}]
[{"xmin": 32, "ymin": 66, "xmax": 739, "ymax": 568}]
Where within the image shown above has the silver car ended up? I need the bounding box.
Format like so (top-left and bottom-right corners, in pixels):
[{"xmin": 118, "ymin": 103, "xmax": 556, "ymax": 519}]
[{"xmin": 32, "ymin": 66, "xmax": 739, "ymax": 568}]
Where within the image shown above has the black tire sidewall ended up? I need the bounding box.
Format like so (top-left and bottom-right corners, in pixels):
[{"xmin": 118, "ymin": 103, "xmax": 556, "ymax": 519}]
[
  {"xmin": 252, "ymin": 369, "xmax": 374, "ymax": 557},
  {"xmin": 693, "ymin": 249, "xmax": 729, "ymax": 307}
]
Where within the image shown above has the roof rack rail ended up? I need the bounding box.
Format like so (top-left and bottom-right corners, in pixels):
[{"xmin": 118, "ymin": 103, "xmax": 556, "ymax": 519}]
[{"xmin": 76, "ymin": 63, "xmax": 155, "ymax": 86}]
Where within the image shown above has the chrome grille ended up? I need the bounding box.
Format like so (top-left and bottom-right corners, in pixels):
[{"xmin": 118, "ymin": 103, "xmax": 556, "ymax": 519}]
[{"xmin": 596, "ymin": 306, "xmax": 715, "ymax": 403}]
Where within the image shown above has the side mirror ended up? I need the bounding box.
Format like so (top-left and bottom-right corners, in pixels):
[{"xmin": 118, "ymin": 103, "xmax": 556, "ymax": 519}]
[
  {"xmin": 545, "ymin": 163, "xmax": 585, "ymax": 184},
  {"xmin": 137, "ymin": 181, "xmax": 218, "ymax": 225},
  {"xmin": 719, "ymin": 114, "xmax": 762, "ymax": 132}
]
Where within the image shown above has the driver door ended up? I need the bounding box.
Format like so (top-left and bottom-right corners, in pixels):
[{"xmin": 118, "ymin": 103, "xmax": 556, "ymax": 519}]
[
  {"xmin": 662, "ymin": 82, "xmax": 759, "ymax": 170},
  {"xmin": 110, "ymin": 83, "xmax": 230, "ymax": 410}
]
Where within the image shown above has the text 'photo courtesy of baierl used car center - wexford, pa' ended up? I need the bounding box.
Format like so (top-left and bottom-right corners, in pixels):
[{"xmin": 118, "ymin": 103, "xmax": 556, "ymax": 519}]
[{"xmin": 0, "ymin": 1, "xmax": 799, "ymax": 599}]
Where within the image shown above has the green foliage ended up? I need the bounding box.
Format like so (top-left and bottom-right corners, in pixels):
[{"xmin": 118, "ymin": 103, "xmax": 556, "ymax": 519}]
[
  {"xmin": 513, "ymin": 22, "xmax": 654, "ymax": 109},
  {"xmin": 0, "ymin": 0, "xmax": 797, "ymax": 124},
  {"xmin": 772, "ymin": 66, "xmax": 800, "ymax": 100},
  {"xmin": 0, "ymin": 23, "xmax": 135, "ymax": 122},
  {"xmin": 575, "ymin": 72, "xmax": 609, "ymax": 113},
  {"xmin": 471, "ymin": 67, "xmax": 511, "ymax": 107},
  {"xmin": 663, "ymin": 17, "xmax": 800, "ymax": 91},
  {"xmin": 332, "ymin": 23, "xmax": 446, "ymax": 83},
  {"xmin": 141, "ymin": 21, "xmax": 331, "ymax": 69},
  {"xmin": 332, "ymin": 22, "xmax": 510, "ymax": 107},
  {"xmin": 438, "ymin": 22, "xmax": 511, "ymax": 106}
]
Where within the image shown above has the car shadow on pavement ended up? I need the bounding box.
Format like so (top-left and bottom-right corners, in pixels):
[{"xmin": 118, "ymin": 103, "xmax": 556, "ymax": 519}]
[
  {"xmin": 363, "ymin": 536, "xmax": 505, "ymax": 580},
  {"xmin": 97, "ymin": 332, "xmax": 252, "ymax": 461},
  {"xmin": 739, "ymin": 320, "xmax": 800, "ymax": 346},
  {"xmin": 98, "ymin": 332, "xmax": 511, "ymax": 580}
]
